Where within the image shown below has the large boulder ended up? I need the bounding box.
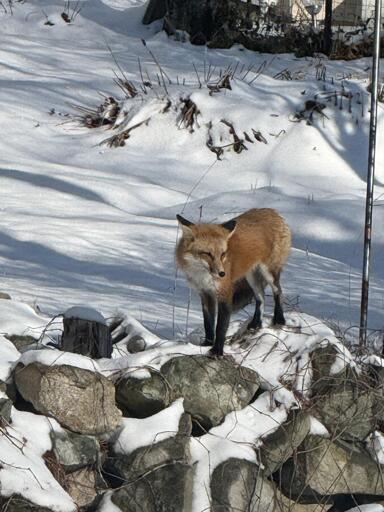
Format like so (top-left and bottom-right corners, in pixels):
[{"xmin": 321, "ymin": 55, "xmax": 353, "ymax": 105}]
[
  {"xmin": 311, "ymin": 344, "xmax": 350, "ymax": 387},
  {"xmin": 14, "ymin": 363, "xmax": 121, "ymax": 435},
  {"xmin": 115, "ymin": 370, "xmax": 169, "ymax": 418},
  {"xmin": 259, "ymin": 411, "xmax": 311, "ymax": 476},
  {"xmin": 278, "ymin": 435, "xmax": 384, "ymax": 501},
  {"xmin": 110, "ymin": 462, "xmax": 193, "ymax": 512},
  {"xmin": 106, "ymin": 412, "xmax": 191, "ymax": 483},
  {"xmin": 312, "ymin": 369, "xmax": 377, "ymax": 442},
  {"xmin": 50, "ymin": 429, "xmax": 100, "ymax": 471},
  {"xmin": 311, "ymin": 344, "xmax": 377, "ymax": 441},
  {"xmin": 160, "ymin": 355, "xmax": 259, "ymax": 429},
  {"xmin": 211, "ymin": 458, "xmax": 276, "ymax": 511}
]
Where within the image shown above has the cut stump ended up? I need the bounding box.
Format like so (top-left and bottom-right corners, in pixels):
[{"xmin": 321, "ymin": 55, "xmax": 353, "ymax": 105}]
[{"xmin": 62, "ymin": 317, "xmax": 112, "ymax": 359}]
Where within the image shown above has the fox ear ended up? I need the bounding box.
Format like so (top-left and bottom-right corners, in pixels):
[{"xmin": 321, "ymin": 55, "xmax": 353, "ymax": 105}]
[
  {"xmin": 222, "ymin": 219, "xmax": 237, "ymax": 237},
  {"xmin": 176, "ymin": 214, "xmax": 194, "ymax": 227},
  {"xmin": 177, "ymin": 214, "xmax": 194, "ymax": 238}
]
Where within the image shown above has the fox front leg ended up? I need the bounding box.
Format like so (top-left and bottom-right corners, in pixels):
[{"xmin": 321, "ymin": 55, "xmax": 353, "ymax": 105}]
[
  {"xmin": 209, "ymin": 301, "xmax": 231, "ymax": 356},
  {"xmin": 201, "ymin": 292, "xmax": 216, "ymax": 346}
]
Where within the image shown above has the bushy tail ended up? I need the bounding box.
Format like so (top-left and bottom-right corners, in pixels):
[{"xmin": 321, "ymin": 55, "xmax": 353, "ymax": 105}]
[{"xmin": 232, "ymin": 279, "xmax": 254, "ymax": 311}]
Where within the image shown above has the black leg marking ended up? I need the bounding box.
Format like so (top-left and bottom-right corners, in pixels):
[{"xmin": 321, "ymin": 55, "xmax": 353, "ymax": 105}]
[
  {"xmin": 273, "ymin": 293, "xmax": 286, "ymax": 325},
  {"xmin": 201, "ymin": 293, "xmax": 216, "ymax": 346},
  {"xmin": 248, "ymin": 299, "xmax": 263, "ymax": 330},
  {"xmin": 210, "ymin": 301, "xmax": 231, "ymax": 356},
  {"xmin": 272, "ymin": 271, "xmax": 286, "ymax": 326}
]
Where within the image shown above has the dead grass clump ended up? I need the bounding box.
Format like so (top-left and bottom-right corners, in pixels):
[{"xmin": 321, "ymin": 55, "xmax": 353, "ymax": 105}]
[{"xmin": 74, "ymin": 96, "xmax": 120, "ymax": 129}]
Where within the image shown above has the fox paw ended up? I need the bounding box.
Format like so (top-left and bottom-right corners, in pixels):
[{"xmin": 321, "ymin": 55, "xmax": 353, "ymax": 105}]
[
  {"xmin": 208, "ymin": 347, "xmax": 224, "ymax": 357},
  {"xmin": 200, "ymin": 340, "xmax": 214, "ymax": 347},
  {"xmin": 247, "ymin": 321, "xmax": 262, "ymax": 331}
]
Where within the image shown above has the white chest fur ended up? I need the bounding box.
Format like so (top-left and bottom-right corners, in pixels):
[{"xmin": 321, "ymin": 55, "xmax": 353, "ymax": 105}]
[{"xmin": 182, "ymin": 255, "xmax": 217, "ymax": 295}]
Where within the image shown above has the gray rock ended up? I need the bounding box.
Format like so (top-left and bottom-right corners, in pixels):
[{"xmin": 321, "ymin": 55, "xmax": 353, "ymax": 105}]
[
  {"xmin": 106, "ymin": 413, "xmax": 191, "ymax": 483},
  {"xmin": 142, "ymin": 0, "xmax": 166, "ymax": 25},
  {"xmin": 126, "ymin": 335, "xmax": 146, "ymax": 353},
  {"xmin": 14, "ymin": 362, "xmax": 122, "ymax": 435},
  {"xmin": 160, "ymin": 355, "xmax": 259, "ymax": 429},
  {"xmin": 259, "ymin": 411, "xmax": 311, "ymax": 476},
  {"xmin": 65, "ymin": 467, "xmax": 98, "ymax": 509},
  {"xmin": 0, "ymin": 496, "xmax": 54, "ymax": 511},
  {"xmin": 115, "ymin": 370, "xmax": 169, "ymax": 418},
  {"xmin": 0, "ymin": 292, "xmax": 11, "ymax": 300},
  {"xmin": 50, "ymin": 429, "xmax": 100, "ymax": 471},
  {"xmin": 310, "ymin": 344, "xmax": 349, "ymax": 391},
  {"xmin": 211, "ymin": 458, "xmax": 276, "ymax": 512},
  {"xmin": 312, "ymin": 369, "xmax": 377, "ymax": 442},
  {"xmin": 110, "ymin": 462, "xmax": 193, "ymax": 512},
  {"xmin": 311, "ymin": 345, "xmax": 377, "ymax": 441},
  {"xmin": 279, "ymin": 435, "xmax": 384, "ymax": 500},
  {"xmin": 0, "ymin": 378, "xmax": 17, "ymax": 404},
  {"xmin": 0, "ymin": 394, "xmax": 12, "ymax": 423},
  {"xmin": 5, "ymin": 334, "xmax": 37, "ymax": 351}
]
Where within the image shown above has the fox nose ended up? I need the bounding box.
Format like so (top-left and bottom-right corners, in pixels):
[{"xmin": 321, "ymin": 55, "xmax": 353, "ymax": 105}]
[{"xmin": 218, "ymin": 271, "xmax": 226, "ymax": 278}]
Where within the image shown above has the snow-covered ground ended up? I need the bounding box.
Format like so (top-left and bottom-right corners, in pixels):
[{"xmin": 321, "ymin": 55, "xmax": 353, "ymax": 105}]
[{"xmin": 0, "ymin": 0, "xmax": 383, "ymax": 344}]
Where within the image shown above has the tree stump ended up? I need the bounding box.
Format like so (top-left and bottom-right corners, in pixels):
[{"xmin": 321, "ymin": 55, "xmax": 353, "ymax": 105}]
[{"xmin": 61, "ymin": 307, "xmax": 112, "ymax": 359}]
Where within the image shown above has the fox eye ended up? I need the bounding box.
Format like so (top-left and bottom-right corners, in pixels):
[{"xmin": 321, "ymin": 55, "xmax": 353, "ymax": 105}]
[
  {"xmin": 199, "ymin": 251, "xmax": 213, "ymax": 259},
  {"xmin": 221, "ymin": 251, "xmax": 227, "ymax": 259}
]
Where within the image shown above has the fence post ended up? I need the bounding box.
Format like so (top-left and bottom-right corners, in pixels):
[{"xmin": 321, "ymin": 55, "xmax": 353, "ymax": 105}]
[{"xmin": 359, "ymin": 0, "xmax": 382, "ymax": 348}]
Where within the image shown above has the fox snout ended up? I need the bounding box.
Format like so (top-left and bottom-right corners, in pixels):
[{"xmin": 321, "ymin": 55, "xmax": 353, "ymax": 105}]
[{"xmin": 211, "ymin": 264, "xmax": 226, "ymax": 279}]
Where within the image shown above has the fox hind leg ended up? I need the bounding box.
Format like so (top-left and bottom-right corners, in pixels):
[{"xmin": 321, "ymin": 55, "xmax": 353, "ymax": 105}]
[
  {"xmin": 246, "ymin": 268, "xmax": 266, "ymax": 330},
  {"xmin": 271, "ymin": 270, "xmax": 286, "ymax": 326}
]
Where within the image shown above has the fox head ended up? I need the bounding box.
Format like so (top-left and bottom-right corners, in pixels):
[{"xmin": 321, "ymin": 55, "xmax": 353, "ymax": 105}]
[{"xmin": 177, "ymin": 214, "xmax": 236, "ymax": 279}]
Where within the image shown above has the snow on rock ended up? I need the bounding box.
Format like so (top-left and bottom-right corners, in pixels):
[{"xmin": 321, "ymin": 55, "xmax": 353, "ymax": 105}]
[
  {"xmin": 111, "ymin": 312, "xmax": 164, "ymax": 356},
  {"xmin": 361, "ymin": 354, "xmax": 384, "ymax": 368},
  {"xmin": 309, "ymin": 416, "xmax": 330, "ymax": 437},
  {"xmin": 366, "ymin": 431, "xmax": 384, "ymax": 465},
  {"xmin": 0, "ymin": 336, "xmax": 20, "ymax": 382},
  {"xmin": 63, "ymin": 306, "xmax": 107, "ymax": 325},
  {"xmin": 190, "ymin": 392, "xmax": 287, "ymax": 512},
  {"xmin": 0, "ymin": 409, "xmax": 75, "ymax": 512},
  {"xmin": 113, "ymin": 398, "xmax": 184, "ymax": 455},
  {"xmin": 228, "ymin": 311, "xmax": 354, "ymax": 408},
  {"xmin": 18, "ymin": 348, "xmax": 103, "ymax": 373},
  {"xmin": 102, "ymin": 339, "xmax": 208, "ymax": 378},
  {"xmin": 98, "ymin": 492, "xmax": 123, "ymax": 512},
  {"xmin": 0, "ymin": 300, "xmax": 52, "ymax": 339}
]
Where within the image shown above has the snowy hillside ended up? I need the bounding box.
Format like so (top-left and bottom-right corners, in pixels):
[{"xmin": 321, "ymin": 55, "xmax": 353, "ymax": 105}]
[{"xmin": 0, "ymin": 0, "xmax": 383, "ymax": 342}]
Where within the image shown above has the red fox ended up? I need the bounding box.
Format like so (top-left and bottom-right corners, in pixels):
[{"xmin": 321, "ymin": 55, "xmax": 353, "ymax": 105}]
[{"xmin": 176, "ymin": 208, "xmax": 291, "ymax": 356}]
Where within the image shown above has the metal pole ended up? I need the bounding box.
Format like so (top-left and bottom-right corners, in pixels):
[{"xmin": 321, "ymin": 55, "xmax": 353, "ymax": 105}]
[
  {"xmin": 359, "ymin": 0, "xmax": 382, "ymax": 347},
  {"xmin": 323, "ymin": 0, "xmax": 333, "ymax": 55}
]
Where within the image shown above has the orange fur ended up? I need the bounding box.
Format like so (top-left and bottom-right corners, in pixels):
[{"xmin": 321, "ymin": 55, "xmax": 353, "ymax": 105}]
[{"xmin": 176, "ymin": 208, "xmax": 291, "ymax": 302}]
